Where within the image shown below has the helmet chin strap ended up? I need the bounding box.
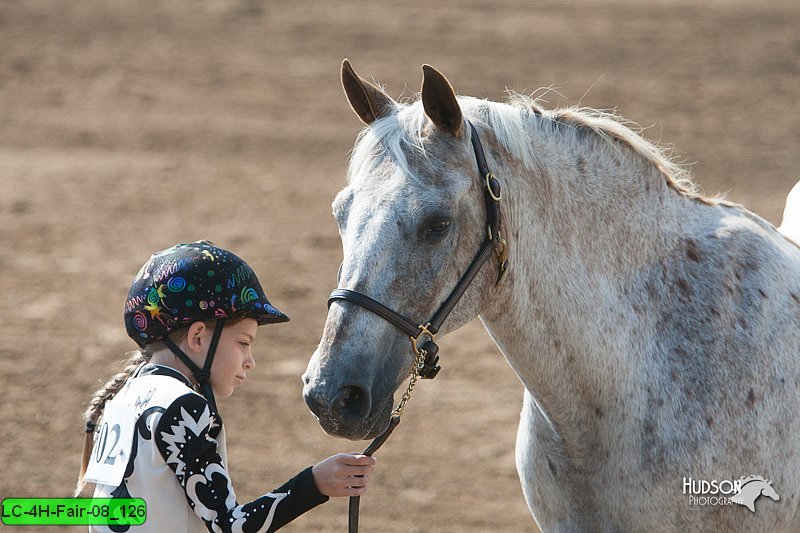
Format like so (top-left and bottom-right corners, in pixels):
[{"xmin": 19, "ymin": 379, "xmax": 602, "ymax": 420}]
[{"xmin": 162, "ymin": 319, "xmax": 226, "ymax": 416}]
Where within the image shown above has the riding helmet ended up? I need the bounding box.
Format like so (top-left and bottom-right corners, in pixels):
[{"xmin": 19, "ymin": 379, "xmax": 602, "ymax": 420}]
[{"xmin": 124, "ymin": 241, "xmax": 289, "ymax": 347}]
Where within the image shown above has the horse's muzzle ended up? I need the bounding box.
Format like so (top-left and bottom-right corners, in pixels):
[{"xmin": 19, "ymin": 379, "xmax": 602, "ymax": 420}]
[{"xmin": 303, "ymin": 380, "xmax": 385, "ymax": 440}]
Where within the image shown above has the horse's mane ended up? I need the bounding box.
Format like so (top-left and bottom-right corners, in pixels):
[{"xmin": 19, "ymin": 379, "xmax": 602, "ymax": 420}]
[{"xmin": 348, "ymin": 91, "xmax": 711, "ymax": 203}]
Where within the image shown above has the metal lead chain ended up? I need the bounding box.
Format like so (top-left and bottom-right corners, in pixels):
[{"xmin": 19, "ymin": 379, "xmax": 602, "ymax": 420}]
[{"xmin": 391, "ymin": 346, "xmax": 426, "ymax": 417}]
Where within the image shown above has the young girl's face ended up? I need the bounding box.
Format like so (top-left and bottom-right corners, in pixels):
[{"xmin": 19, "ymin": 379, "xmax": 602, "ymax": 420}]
[{"xmin": 206, "ymin": 318, "xmax": 259, "ymax": 398}]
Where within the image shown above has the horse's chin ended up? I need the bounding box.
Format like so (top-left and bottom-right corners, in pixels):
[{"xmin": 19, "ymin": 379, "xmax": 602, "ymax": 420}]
[
  {"xmin": 366, "ymin": 397, "xmax": 396, "ymax": 437},
  {"xmin": 363, "ymin": 409, "xmax": 394, "ymax": 439}
]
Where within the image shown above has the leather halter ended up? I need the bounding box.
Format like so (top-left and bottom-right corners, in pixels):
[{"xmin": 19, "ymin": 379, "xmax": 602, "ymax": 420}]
[{"xmin": 327, "ymin": 121, "xmax": 509, "ymax": 379}]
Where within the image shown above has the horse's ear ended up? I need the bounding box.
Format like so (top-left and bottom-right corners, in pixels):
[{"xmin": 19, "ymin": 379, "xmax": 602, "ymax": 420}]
[
  {"xmin": 341, "ymin": 59, "xmax": 395, "ymax": 125},
  {"xmin": 421, "ymin": 64, "xmax": 463, "ymax": 137}
]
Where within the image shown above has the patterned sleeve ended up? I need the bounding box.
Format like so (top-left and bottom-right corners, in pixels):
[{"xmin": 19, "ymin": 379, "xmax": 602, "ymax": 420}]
[{"xmin": 154, "ymin": 393, "xmax": 329, "ymax": 532}]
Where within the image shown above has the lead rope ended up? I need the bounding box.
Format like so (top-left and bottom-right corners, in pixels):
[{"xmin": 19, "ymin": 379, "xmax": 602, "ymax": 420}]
[{"xmin": 348, "ymin": 345, "xmax": 427, "ymax": 533}]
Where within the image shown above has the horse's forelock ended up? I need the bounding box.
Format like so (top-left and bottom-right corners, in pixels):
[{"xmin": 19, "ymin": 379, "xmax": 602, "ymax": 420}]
[{"xmin": 347, "ymin": 103, "xmax": 428, "ymax": 187}]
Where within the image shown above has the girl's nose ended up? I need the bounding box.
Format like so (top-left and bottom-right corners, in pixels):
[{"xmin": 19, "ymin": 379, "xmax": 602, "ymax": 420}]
[{"xmin": 243, "ymin": 353, "xmax": 255, "ymax": 370}]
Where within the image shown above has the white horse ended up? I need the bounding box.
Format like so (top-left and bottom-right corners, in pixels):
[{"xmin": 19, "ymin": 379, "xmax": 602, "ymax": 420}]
[
  {"xmin": 303, "ymin": 61, "xmax": 800, "ymax": 531},
  {"xmin": 780, "ymin": 180, "xmax": 800, "ymax": 245}
]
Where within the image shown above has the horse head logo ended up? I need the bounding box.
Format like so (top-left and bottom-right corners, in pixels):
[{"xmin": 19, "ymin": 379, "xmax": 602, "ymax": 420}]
[{"xmin": 732, "ymin": 475, "xmax": 780, "ymax": 513}]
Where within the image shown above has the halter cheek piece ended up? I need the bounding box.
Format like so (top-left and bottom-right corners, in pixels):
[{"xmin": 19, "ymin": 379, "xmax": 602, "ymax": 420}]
[{"xmin": 328, "ymin": 121, "xmax": 509, "ymax": 380}]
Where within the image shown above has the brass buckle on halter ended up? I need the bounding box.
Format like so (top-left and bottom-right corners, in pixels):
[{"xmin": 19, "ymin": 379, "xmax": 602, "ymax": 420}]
[
  {"xmin": 494, "ymin": 233, "xmax": 509, "ymax": 285},
  {"xmin": 495, "ymin": 233, "xmax": 509, "ymax": 268},
  {"xmin": 411, "ymin": 323, "xmax": 435, "ymax": 354},
  {"xmin": 410, "ymin": 323, "xmax": 441, "ymax": 379}
]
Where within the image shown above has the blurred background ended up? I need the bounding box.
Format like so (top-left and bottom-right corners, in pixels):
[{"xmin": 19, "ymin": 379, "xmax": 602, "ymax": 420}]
[{"xmin": 1, "ymin": 0, "xmax": 798, "ymax": 531}]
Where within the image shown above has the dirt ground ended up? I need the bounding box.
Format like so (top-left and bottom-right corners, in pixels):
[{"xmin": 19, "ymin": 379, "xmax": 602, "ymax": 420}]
[{"xmin": 1, "ymin": 0, "xmax": 798, "ymax": 531}]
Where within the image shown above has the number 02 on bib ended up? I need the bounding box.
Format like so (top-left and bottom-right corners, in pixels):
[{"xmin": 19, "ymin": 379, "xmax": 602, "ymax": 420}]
[{"xmin": 83, "ymin": 400, "xmax": 136, "ymax": 487}]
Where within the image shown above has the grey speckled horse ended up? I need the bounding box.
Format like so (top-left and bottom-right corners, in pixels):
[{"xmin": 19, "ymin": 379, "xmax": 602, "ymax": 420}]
[{"xmin": 303, "ymin": 61, "xmax": 800, "ymax": 532}]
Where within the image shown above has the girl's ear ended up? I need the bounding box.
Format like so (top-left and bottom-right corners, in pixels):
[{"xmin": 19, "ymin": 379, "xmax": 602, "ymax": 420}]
[{"xmin": 185, "ymin": 321, "xmax": 207, "ymax": 353}]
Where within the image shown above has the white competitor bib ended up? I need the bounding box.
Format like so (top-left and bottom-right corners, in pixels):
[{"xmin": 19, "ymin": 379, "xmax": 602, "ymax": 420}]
[{"xmin": 84, "ymin": 400, "xmax": 136, "ymax": 487}]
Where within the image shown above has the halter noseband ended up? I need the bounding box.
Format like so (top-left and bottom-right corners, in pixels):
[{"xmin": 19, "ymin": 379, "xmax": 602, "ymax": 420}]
[{"xmin": 327, "ymin": 121, "xmax": 509, "ymax": 380}]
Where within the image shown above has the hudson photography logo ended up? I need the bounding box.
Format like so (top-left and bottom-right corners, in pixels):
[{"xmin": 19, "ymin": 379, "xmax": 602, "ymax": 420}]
[{"xmin": 683, "ymin": 475, "xmax": 780, "ymax": 512}]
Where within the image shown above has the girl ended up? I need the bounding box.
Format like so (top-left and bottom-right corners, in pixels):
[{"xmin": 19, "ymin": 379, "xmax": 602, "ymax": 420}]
[{"xmin": 76, "ymin": 241, "xmax": 376, "ymax": 532}]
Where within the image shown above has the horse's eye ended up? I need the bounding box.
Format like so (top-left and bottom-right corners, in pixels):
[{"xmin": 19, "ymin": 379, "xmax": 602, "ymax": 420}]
[{"xmin": 427, "ymin": 220, "xmax": 451, "ymax": 234}]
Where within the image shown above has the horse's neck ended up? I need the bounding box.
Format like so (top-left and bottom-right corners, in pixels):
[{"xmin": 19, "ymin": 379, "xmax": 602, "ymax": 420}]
[{"xmin": 478, "ymin": 133, "xmax": 697, "ymax": 448}]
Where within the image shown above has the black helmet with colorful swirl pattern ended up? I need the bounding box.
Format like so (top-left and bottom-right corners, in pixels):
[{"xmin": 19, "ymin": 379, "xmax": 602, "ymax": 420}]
[{"xmin": 124, "ymin": 241, "xmax": 289, "ymax": 348}]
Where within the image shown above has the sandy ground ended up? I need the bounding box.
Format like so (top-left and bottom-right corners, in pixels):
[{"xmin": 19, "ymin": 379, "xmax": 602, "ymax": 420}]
[{"xmin": 1, "ymin": 0, "xmax": 798, "ymax": 531}]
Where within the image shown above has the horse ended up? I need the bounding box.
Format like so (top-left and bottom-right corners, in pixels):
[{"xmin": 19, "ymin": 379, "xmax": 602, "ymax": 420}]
[
  {"xmin": 302, "ymin": 60, "xmax": 800, "ymax": 531},
  {"xmin": 780, "ymin": 180, "xmax": 800, "ymax": 245}
]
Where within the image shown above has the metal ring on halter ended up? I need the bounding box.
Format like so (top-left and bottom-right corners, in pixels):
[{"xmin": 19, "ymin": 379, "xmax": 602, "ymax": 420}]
[{"xmin": 485, "ymin": 172, "xmax": 502, "ymax": 201}]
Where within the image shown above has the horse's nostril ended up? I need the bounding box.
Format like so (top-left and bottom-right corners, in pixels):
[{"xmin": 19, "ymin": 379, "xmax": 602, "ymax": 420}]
[
  {"xmin": 336, "ymin": 387, "xmax": 361, "ymax": 411},
  {"xmin": 332, "ymin": 385, "xmax": 371, "ymax": 420}
]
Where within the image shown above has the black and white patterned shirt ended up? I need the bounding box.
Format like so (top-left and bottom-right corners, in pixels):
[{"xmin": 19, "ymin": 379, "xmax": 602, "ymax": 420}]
[{"xmin": 89, "ymin": 364, "xmax": 328, "ymax": 532}]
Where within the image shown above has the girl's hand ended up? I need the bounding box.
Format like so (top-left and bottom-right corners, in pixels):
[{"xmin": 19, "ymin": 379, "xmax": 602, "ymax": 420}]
[{"xmin": 311, "ymin": 453, "xmax": 377, "ymax": 497}]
